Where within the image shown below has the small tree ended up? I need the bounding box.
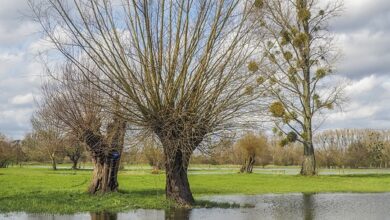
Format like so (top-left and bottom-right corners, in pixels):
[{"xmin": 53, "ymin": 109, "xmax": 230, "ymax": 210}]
[
  {"xmin": 64, "ymin": 134, "xmax": 86, "ymax": 170},
  {"xmin": 250, "ymin": 0, "xmax": 344, "ymax": 175},
  {"xmin": 31, "ymin": 112, "xmax": 65, "ymax": 170},
  {"xmin": 0, "ymin": 134, "xmax": 12, "ymax": 168},
  {"xmin": 235, "ymin": 132, "xmax": 269, "ymax": 173},
  {"xmin": 21, "ymin": 133, "xmax": 43, "ymax": 163},
  {"xmin": 10, "ymin": 140, "xmax": 27, "ymax": 166},
  {"xmin": 366, "ymin": 132, "xmax": 385, "ymax": 168}
]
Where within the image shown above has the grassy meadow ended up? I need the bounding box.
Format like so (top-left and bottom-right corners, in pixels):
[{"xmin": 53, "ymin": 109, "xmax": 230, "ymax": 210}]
[{"xmin": 1, "ymin": 165, "xmax": 390, "ymax": 213}]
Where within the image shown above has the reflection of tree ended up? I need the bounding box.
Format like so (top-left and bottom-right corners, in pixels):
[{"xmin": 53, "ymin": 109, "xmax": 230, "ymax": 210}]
[
  {"xmin": 90, "ymin": 212, "xmax": 117, "ymax": 220},
  {"xmin": 303, "ymin": 194, "xmax": 314, "ymax": 220},
  {"xmin": 165, "ymin": 208, "xmax": 191, "ymax": 220}
]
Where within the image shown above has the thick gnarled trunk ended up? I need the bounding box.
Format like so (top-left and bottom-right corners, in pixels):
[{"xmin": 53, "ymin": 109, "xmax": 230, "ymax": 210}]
[
  {"xmin": 165, "ymin": 149, "xmax": 194, "ymax": 206},
  {"xmin": 301, "ymin": 143, "xmax": 316, "ymax": 176},
  {"xmin": 83, "ymin": 118, "xmax": 126, "ymax": 194},
  {"xmin": 157, "ymin": 127, "xmax": 204, "ymax": 206},
  {"xmin": 240, "ymin": 156, "xmax": 255, "ymax": 173},
  {"xmin": 88, "ymin": 154, "xmax": 121, "ymax": 194}
]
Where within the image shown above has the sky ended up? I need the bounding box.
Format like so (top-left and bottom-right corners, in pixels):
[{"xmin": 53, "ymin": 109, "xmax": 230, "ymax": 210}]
[{"xmin": 0, "ymin": 0, "xmax": 390, "ymax": 139}]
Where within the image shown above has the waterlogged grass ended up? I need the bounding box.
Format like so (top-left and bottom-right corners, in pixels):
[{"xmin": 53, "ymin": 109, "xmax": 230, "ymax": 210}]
[{"xmin": 1, "ymin": 166, "xmax": 390, "ymax": 213}]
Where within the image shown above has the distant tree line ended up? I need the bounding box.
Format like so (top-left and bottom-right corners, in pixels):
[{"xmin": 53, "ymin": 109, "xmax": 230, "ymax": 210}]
[
  {"xmin": 314, "ymin": 129, "xmax": 390, "ymax": 168},
  {"xmin": 4, "ymin": 129, "xmax": 390, "ymax": 171},
  {"xmin": 158, "ymin": 129, "xmax": 390, "ymax": 170},
  {"xmin": 0, "ymin": 129, "xmax": 390, "ymax": 173}
]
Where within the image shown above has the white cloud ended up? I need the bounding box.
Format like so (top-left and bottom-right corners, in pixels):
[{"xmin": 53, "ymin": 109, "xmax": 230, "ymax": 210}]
[
  {"xmin": 323, "ymin": 75, "xmax": 390, "ymax": 130},
  {"xmin": 10, "ymin": 93, "xmax": 34, "ymax": 105},
  {"xmin": 344, "ymin": 75, "xmax": 378, "ymax": 96}
]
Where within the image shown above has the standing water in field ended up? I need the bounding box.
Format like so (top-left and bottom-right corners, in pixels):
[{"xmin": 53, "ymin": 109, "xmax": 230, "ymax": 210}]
[{"xmin": 1, "ymin": 193, "xmax": 390, "ymax": 220}]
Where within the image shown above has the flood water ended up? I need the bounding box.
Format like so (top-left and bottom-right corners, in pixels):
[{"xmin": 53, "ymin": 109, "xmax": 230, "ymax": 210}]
[{"xmin": 2, "ymin": 193, "xmax": 390, "ymax": 220}]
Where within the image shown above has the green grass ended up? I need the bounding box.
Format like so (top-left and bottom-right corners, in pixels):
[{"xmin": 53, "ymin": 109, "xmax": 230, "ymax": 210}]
[{"xmin": 1, "ymin": 166, "xmax": 390, "ymax": 213}]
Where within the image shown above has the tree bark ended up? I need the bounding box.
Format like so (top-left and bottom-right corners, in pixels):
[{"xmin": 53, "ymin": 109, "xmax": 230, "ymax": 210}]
[
  {"xmin": 83, "ymin": 118, "xmax": 126, "ymax": 194},
  {"xmin": 301, "ymin": 142, "xmax": 316, "ymax": 176},
  {"xmin": 88, "ymin": 153, "xmax": 121, "ymax": 194},
  {"xmin": 240, "ymin": 156, "xmax": 255, "ymax": 173},
  {"xmin": 165, "ymin": 149, "xmax": 194, "ymax": 206},
  {"xmin": 71, "ymin": 160, "xmax": 78, "ymax": 170},
  {"xmin": 51, "ymin": 156, "xmax": 57, "ymax": 170}
]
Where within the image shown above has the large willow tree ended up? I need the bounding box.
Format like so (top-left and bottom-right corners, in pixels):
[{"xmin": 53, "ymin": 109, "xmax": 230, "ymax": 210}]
[
  {"xmin": 30, "ymin": 0, "xmax": 257, "ymax": 205},
  {"xmin": 250, "ymin": 0, "xmax": 344, "ymax": 175},
  {"xmin": 41, "ymin": 62, "xmax": 126, "ymax": 194}
]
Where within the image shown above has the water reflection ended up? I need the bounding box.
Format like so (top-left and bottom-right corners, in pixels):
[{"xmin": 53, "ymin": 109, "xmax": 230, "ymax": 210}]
[
  {"xmin": 164, "ymin": 208, "xmax": 191, "ymax": 220},
  {"xmin": 303, "ymin": 194, "xmax": 314, "ymax": 220},
  {"xmin": 90, "ymin": 212, "xmax": 117, "ymax": 220},
  {"xmin": 3, "ymin": 193, "xmax": 390, "ymax": 220}
]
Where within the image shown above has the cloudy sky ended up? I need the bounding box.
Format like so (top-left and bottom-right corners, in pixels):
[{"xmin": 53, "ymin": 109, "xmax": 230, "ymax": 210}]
[{"xmin": 0, "ymin": 0, "xmax": 390, "ymax": 139}]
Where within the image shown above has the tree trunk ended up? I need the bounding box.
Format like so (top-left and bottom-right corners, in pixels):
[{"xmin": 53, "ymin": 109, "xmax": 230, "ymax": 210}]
[
  {"xmin": 165, "ymin": 150, "xmax": 194, "ymax": 206},
  {"xmin": 51, "ymin": 157, "xmax": 57, "ymax": 170},
  {"xmin": 0, "ymin": 161, "xmax": 8, "ymax": 168},
  {"xmin": 83, "ymin": 118, "xmax": 126, "ymax": 194},
  {"xmin": 240, "ymin": 156, "xmax": 255, "ymax": 173},
  {"xmin": 247, "ymin": 156, "xmax": 255, "ymax": 173},
  {"xmin": 301, "ymin": 143, "xmax": 316, "ymax": 176},
  {"xmin": 88, "ymin": 153, "xmax": 121, "ymax": 194},
  {"xmin": 71, "ymin": 160, "xmax": 78, "ymax": 170}
]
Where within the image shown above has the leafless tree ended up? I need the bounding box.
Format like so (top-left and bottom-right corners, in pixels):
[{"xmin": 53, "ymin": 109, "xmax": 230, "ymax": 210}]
[
  {"xmin": 30, "ymin": 0, "xmax": 258, "ymax": 205},
  {"xmin": 63, "ymin": 133, "xmax": 86, "ymax": 170},
  {"xmin": 40, "ymin": 62, "xmax": 126, "ymax": 194},
  {"xmin": 0, "ymin": 134, "xmax": 13, "ymax": 168},
  {"xmin": 31, "ymin": 109, "xmax": 66, "ymax": 170},
  {"xmin": 249, "ymin": 0, "xmax": 344, "ymax": 175}
]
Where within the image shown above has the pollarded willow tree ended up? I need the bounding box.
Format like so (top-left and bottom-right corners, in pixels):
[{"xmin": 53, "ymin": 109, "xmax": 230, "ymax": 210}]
[
  {"xmin": 249, "ymin": 0, "xmax": 344, "ymax": 175},
  {"xmin": 41, "ymin": 62, "xmax": 127, "ymax": 194},
  {"xmin": 235, "ymin": 132, "xmax": 269, "ymax": 173},
  {"xmin": 30, "ymin": 0, "xmax": 258, "ymax": 205}
]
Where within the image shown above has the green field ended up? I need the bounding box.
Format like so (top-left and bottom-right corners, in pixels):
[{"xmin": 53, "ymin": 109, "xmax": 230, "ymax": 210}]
[{"xmin": 1, "ymin": 165, "xmax": 390, "ymax": 213}]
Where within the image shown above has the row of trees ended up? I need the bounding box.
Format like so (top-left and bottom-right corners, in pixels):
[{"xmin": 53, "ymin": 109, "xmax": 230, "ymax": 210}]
[
  {"xmin": 143, "ymin": 128, "xmax": 390, "ymax": 170},
  {"xmin": 22, "ymin": 0, "xmax": 344, "ymax": 205},
  {"xmin": 315, "ymin": 129, "xmax": 390, "ymax": 168},
  {"xmin": 5, "ymin": 128, "xmax": 390, "ymax": 172},
  {"xmin": 193, "ymin": 129, "xmax": 390, "ymax": 170},
  {"xmin": 0, "ymin": 132, "xmax": 86, "ymax": 169}
]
